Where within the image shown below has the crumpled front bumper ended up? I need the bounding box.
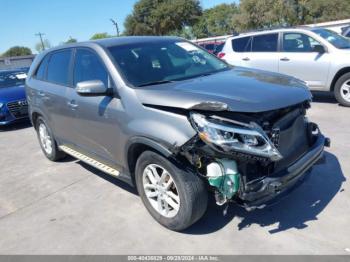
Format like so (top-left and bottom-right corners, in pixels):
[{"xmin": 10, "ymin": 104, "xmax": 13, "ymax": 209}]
[{"xmin": 238, "ymin": 133, "xmax": 329, "ymax": 211}]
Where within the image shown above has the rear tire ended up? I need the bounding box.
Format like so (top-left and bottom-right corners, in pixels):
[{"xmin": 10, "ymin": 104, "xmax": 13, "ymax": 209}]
[
  {"xmin": 35, "ymin": 116, "xmax": 66, "ymax": 161},
  {"xmin": 334, "ymin": 72, "xmax": 350, "ymax": 107},
  {"xmin": 135, "ymin": 151, "xmax": 208, "ymax": 231}
]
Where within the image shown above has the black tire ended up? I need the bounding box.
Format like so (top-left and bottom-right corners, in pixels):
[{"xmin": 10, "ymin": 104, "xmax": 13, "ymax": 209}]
[
  {"xmin": 135, "ymin": 151, "xmax": 208, "ymax": 231},
  {"xmin": 334, "ymin": 72, "xmax": 350, "ymax": 107},
  {"xmin": 35, "ymin": 116, "xmax": 66, "ymax": 161}
]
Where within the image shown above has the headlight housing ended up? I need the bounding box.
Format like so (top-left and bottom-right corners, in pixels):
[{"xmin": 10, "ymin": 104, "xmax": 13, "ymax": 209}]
[{"xmin": 190, "ymin": 113, "xmax": 282, "ymax": 161}]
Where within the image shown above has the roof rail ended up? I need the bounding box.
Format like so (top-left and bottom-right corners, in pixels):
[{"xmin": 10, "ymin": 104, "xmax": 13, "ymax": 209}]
[{"xmin": 235, "ymin": 25, "xmax": 311, "ymax": 36}]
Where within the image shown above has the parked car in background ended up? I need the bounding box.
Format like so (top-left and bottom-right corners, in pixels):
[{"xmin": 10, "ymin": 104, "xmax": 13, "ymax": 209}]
[
  {"xmin": 341, "ymin": 25, "xmax": 350, "ymax": 38},
  {"xmin": 220, "ymin": 27, "xmax": 350, "ymax": 106},
  {"xmin": 0, "ymin": 68, "xmax": 29, "ymax": 125},
  {"xmin": 198, "ymin": 41, "xmax": 225, "ymax": 56},
  {"xmin": 26, "ymin": 36, "xmax": 329, "ymax": 231}
]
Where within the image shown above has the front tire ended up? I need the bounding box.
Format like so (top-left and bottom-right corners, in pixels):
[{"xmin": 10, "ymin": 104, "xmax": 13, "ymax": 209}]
[
  {"xmin": 334, "ymin": 72, "xmax": 350, "ymax": 107},
  {"xmin": 135, "ymin": 151, "xmax": 208, "ymax": 231},
  {"xmin": 35, "ymin": 116, "xmax": 66, "ymax": 161}
]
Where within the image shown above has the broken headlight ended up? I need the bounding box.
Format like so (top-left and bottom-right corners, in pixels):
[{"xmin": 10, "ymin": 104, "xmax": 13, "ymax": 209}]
[{"xmin": 190, "ymin": 113, "xmax": 282, "ymax": 161}]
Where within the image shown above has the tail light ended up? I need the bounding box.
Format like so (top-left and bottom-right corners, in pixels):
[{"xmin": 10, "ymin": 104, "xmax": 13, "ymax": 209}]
[{"xmin": 217, "ymin": 52, "xmax": 225, "ymax": 59}]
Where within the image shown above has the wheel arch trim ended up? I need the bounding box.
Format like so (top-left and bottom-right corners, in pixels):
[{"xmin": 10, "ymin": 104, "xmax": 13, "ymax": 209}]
[
  {"xmin": 330, "ymin": 67, "xmax": 350, "ymax": 91},
  {"xmin": 124, "ymin": 136, "xmax": 174, "ymax": 175}
]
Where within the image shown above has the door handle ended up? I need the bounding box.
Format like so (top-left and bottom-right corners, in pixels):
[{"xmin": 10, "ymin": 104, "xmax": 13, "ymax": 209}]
[
  {"xmin": 38, "ymin": 90, "xmax": 46, "ymax": 97},
  {"xmin": 242, "ymin": 57, "xmax": 250, "ymax": 61},
  {"xmin": 38, "ymin": 90, "xmax": 50, "ymax": 100},
  {"xmin": 280, "ymin": 57, "xmax": 290, "ymax": 61},
  {"xmin": 67, "ymin": 100, "xmax": 78, "ymax": 109}
]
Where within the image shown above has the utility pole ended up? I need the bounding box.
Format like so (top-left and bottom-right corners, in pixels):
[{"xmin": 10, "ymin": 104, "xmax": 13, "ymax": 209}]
[
  {"xmin": 110, "ymin": 19, "xmax": 120, "ymax": 37},
  {"xmin": 35, "ymin": 32, "xmax": 46, "ymax": 50}
]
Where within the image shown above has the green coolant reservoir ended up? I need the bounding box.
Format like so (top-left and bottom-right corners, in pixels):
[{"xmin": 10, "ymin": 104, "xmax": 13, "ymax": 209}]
[{"xmin": 207, "ymin": 159, "xmax": 240, "ymax": 199}]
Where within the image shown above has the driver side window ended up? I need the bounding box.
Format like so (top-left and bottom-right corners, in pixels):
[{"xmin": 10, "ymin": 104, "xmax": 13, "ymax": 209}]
[
  {"xmin": 73, "ymin": 49, "xmax": 108, "ymax": 87},
  {"xmin": 283, "ymin": 33, "xmax": 321, "ymax": 52}
]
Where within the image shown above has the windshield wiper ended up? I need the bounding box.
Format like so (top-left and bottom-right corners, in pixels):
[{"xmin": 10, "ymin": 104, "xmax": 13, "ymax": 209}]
[{"xmin": 137, "ymin": 80, "xmax": 175, "ymax": 87}]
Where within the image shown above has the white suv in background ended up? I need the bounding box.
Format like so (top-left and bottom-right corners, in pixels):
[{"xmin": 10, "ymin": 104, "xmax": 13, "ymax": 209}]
[{"xmin": 220, "ymin": 27, "xmax": 350, "ymax": 106}]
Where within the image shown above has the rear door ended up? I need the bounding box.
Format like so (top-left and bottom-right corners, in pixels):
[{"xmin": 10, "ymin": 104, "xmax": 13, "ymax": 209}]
[
  {"xmin": 41, "ymin": 49, "xmax": 74, "ymax": 143},
  {"xmin": 226, "ymin": 33, "xmax": 279, "ymax": 73},
  {"xmin": 223, "ymin": 36, "xmax": 251, "ymax": 66},
  {"xmin": 246, "ymin": 33, "xmax": 279, "ymax": 72},
  {"xmin": 278, "ymin": 32, "xmax": 331, "ymax": 90}
]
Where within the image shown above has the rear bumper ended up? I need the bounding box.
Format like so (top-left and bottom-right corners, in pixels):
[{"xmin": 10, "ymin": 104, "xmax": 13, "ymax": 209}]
[{"xmin": 238, "ymin": 133, "xmax": 328, "ymax": 210}]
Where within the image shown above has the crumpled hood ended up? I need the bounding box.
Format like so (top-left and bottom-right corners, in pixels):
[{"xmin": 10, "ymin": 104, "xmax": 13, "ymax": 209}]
[
  {"xmin": 135, "ymin": 67, "xmax": 312, "ymax": 113},
  {"xmin": 0, "ymin": 85, "xmax": 26, "ymax": 103}
]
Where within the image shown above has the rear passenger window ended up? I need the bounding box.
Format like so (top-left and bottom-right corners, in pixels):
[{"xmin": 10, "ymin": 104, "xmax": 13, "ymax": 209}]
[
  {"xmin": 252, "ymin": 34, "xmax": 278, "ymax": 52},
  {"xmin": 35, "ymin": 56, "xmax": 50, "ymax": 80},
  {"xmin": 232, "ymin": 37, "xmax": 251, "ymax": 52},
  {"xmin": 73, "ymin": 49, "xmax": 108, "ymax": 87},
  {"xmin": 47, "ymin": 50, "xmax": 72, "ymax": 86}
]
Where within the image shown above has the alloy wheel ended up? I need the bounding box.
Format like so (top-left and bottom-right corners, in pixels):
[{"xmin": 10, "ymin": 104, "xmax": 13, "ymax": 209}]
[
  {"xmin": 39, "ymin": 123, "xmax": 53, "ymax": 155},
  {"xmin": 340, "ymin": 81, "xmax": 350, "ymax": 102},
  {"xmin": 142, "ymin": 164, "xmax": 180, "ymax": 218}
]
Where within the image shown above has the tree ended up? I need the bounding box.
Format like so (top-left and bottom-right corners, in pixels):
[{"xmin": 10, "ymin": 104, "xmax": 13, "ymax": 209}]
[
  {"xmin": 124, "ymin": 0, "xmax": 202, "ymax": 36},
  {"xmin": 169, "ymin": 26, "xmax": 196, "ymax": 40},
  {"xmin": 193, "ymin": 3, "xmax": 238, "ymax": 38},
  {"xmin": 297, "ymin": 0, "xmax": 350, "ymax": 24},
  {"xmin": 65, "ymin": 37, "xmax": 78, "ymax": 44},
  {"xmin": 232, "ymin": 0, "xmax": 296, "ymax": 32},
  {"xmin": 232, "ymin": 0, "xmax": 350, "ymax": 32},
  {"xmin": 90, "ymin": 33, "xmax": 113, "ymax": 40},
  {"xmin": 1, "ymin": 46, "xmax": 32, "ymax": 57},
  {"xmin": 35, "ymin": 39, "xmax": 51, "ymax": 53}
]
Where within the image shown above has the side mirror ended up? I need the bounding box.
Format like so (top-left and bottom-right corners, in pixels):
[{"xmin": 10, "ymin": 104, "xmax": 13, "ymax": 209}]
[
  {"xmin": 313, "ymin": 45, "xmax": 326, "ymax": 53},
  {"xmin": 76, "ymin": 80, "xmax": 108, "ymax": 96}
]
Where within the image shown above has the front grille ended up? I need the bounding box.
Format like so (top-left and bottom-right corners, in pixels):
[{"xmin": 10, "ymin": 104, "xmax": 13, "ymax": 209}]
[
  {"xmin": 273, "ymin": 114, "xmax": 309, "ymax": 174},
  {"xmin": 7, "ymin": 100, "xmax": 28, "ymax": 119}
]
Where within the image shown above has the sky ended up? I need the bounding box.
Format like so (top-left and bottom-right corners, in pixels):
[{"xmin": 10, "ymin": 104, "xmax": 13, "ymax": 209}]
[{"xmin": 1, "ymin": 0, "xmax": 237, "ymax": 54}]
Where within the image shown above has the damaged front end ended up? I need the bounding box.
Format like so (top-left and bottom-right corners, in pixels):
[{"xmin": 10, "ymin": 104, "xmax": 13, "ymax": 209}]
[{"xmin": 180, "ymin": 101, "xmax": 330, "ymax": 210}]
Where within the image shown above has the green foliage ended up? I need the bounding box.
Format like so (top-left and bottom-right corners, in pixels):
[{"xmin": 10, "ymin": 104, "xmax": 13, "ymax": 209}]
[
  {"xmin": 35, "ymin": 39, "xmax": 51, "ymax": 53},
  {"xmin": 65, "ymin": 37, "xmax": 78, "ymax": 44},
  {"xmin": 169, "ymin": 26, "xmax": 196, "ymax": 40},
  {"xmin": 90, "ymin": 32, "xmax": 113, "ymax": 40},
  {"xmin": 124, "ymin": 0, "xmax": 202, "ymax": 36},
  {"xmin": 233, "ymin": 0, "xmax": 350, "ymax": 32},
  {"xmin": 1, "ymin": 46, "xmax": 32, "ymax": 57},
  {"xmin": 193, "ymin": 3, "xmax": 238, "ymax": 38}
]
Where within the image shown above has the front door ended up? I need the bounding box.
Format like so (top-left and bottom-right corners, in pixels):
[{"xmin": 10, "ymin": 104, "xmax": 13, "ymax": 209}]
[
  {"xmin": 278, "ymin": 32, "xmax": 331, "ymax": 90},
  {"xmin": 67, "ymin": 48, "xmax": 123, "ymax": 165}
]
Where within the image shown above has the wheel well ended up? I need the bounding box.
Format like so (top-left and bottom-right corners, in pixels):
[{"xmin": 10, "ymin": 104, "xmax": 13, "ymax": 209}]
[
  {"xmin": 331, "ymin": 67, "xmax": 350, "ymax": 91},
  {"xmin": 127, "ymin": 143, "xmax": 158, "ymax": 177},
  {"xmin": 127, "ymin": 142, "xmax": 194, "ymax": 182}
]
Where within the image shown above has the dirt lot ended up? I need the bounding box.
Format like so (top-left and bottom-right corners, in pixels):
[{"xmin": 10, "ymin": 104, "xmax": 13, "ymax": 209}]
[{"xmin": 0, "ymin": 93, "xmax": 349, "ymax": 255}]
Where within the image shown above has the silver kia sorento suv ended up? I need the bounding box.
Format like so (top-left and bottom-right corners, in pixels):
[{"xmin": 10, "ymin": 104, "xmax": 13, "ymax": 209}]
[
  {"xmin": 220, "ymin": 27, "xmax": 350, "ymax": 106},
  {"xmin": 26, "ymin": 36, "xmax": 330, "ymax": 231}
]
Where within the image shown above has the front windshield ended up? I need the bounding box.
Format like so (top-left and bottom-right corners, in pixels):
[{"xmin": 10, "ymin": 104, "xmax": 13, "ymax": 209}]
[
  {"xmin": 108, "ymin": 40, "xmax": 230, "ymax": 87},
  {"xmin": 0, "ymin": 71, "xmax": 27, "ymax": 88},
  {"xmin": 312, "ymin": 28, "xmax": 350, "ymax": 49}
]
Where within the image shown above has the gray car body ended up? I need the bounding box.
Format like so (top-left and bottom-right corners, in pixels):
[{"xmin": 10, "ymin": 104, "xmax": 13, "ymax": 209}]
[{"xmin": 26, "ymin": 36, "xmax": 312, "ymax": 184}]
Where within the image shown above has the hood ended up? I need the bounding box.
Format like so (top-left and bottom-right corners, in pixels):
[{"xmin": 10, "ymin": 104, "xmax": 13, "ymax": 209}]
[
  {"xmin": 135, "ymin": 67, "xmax": 312, "ymax": 113},
  {"xmin": 0, "ymin": 85, "xmax": 26, "ymax": 103}
]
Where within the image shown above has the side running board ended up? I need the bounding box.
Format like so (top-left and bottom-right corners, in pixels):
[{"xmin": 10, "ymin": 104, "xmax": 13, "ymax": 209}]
[{"xmin": 59, "ymin": 145, "xmax": 120, "ymax": 177}]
